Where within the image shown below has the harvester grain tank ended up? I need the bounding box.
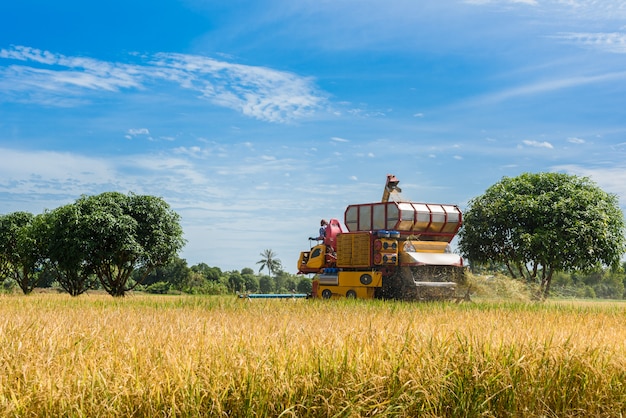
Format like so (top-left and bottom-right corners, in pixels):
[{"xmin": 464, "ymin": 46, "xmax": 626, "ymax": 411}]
[{"xmin": 298, "ymin": 175, "xmax": 466, "ymax": 301}]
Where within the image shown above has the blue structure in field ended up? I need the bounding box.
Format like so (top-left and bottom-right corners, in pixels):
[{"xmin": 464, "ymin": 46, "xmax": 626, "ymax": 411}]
[{"xmin": 238, "ymin": 293, "xmax": 308, "ymax": 299}]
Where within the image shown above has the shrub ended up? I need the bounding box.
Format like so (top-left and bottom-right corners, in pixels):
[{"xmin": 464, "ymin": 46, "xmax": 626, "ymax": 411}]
[{"xmin": 145, "ymin": 281, "xmax": 171, "ymax": 294}]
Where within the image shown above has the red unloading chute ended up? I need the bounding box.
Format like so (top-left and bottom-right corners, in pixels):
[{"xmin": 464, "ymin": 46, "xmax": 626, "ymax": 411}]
[{"xmin": 323, "ymin": 218, "xmax": 343, "ymax": 251}]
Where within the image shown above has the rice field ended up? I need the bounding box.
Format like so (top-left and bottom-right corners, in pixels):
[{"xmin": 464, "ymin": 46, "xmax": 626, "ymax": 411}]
[{"xmin": 0, "ymin": 293, "xmax": 625, "ymax": 417}]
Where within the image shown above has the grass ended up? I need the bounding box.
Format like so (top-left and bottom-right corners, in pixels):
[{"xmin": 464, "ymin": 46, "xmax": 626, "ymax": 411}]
[{"xmin": 0, "ymin": 293, "xmax": 625, "ymax": 417}]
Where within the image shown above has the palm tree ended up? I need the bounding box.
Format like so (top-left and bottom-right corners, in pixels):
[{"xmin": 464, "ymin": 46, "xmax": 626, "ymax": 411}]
[{"xmin": 256, "ymin": 249, "xmax": 282, "ymax": 278}]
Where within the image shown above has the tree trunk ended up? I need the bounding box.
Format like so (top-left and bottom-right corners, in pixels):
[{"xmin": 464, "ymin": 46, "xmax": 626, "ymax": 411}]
[
  {"xmin": 505, "ymin": 262, "xmax": 516, "ymax": 278},
  {"xmin": 542, "ymin": 268, "xmax": 553, "ymax": 299},
  {"xmin": 15, "ymin": 267, "xmax": 34, "ymax": 295}
]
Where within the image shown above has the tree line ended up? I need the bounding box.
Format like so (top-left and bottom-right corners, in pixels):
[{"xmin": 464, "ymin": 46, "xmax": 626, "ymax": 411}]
[
  {"xmin": 1, "ymin": 254, "xmax": 311, "ymax": 297},
  {"xmin": 0, "ymin": 192, "xmax": 309, "ymax": 297},
  {"xmin": 130, "ymin": 258, "xmax": 312, "ymax": 295},
  {"xmin": 0, "ymin": 192, "xmax": 185, "ymax": 297}
]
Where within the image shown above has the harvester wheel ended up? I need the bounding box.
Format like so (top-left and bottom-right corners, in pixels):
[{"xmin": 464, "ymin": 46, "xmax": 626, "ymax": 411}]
[
  {"xmin": 322, "ymin": 289, "xmax": 332, "ymax": 299},
  {"xmin": 346, "ymin": 290, "xmax": 357, "ymax": 299},
  {"xmin": 360, "ymin": 274, "xmax": 372, "ymax": 285}
]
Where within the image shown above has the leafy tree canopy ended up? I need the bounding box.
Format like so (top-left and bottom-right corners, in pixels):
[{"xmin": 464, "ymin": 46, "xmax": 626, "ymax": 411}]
[
  {"xmin": 191, "ymin": 263, "xmax": 223, "ymax": 282},
  {"xmin": 74, "ymin": 192, "xmax": 186, "ymax": 296},
  {"xmin": 458, "ymin": 172, "xmax": 626, "ymax": 299},
  {"xmin": 0, "ymin": 211, "xmax": 45, "ymax": 294},
  {"xmin": 40, "ymin": 205, "xmax": 97, "ymax": 296}
]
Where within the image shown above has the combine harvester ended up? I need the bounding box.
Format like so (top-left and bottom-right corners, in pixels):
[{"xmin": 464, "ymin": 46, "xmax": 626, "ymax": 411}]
[{"xmin": 297, "ymin": 175, "xmax": 468, "ymax": 301}]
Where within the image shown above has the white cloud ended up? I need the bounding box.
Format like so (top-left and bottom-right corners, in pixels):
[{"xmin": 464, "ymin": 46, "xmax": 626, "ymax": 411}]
[
  {"xmin": 464, "ymin": 0, "xmax": 626, "ymax": 19},
  {"xmin": 523, "ymin": 140, "xmax": 554, "ymax": 149},
  {"xmin": 150, "ymin": 52, "xmax": 325, "ymax": 123},
  {"xmin": 0, "ymin": 47, "xmax": 144, "ymax": 94},
  {"xmin": 464, "ymin": 0, "xmax": 537, "ymax": 4},
  {"xmin": 470, "ymin": 71, "xmax": 626, "ymax": 105},
  {"xmin": 553, "ymin": 32, "xmax": 626, "ymax": 54},
  {"xmin": 0, "ymin": 146, "xmax": 224, "ymax": 203},
  {"xmin": 330, "ymin": 137, "xmax": 349, "ymax": 143},
  {"xmin": 127, "ymin": 128, "xmax": 150, "ymax": 135},
  {"xmin": 568, "ymin": 137, "xmax": 585, "ymax": 144},
  {"xmin": 0, "ymin": 46, "xmax": 327, "ymax": 123},
  {"xmin": 125, "ymin": 128, "xmax": 152, "ymax": 141},
  {"xmin": 173, "ymin": 146, "xmax": 210, "ymax": 158},
  {"xmin": 0, "ymin": 148, "xmax": 119, "ymax": 198}
]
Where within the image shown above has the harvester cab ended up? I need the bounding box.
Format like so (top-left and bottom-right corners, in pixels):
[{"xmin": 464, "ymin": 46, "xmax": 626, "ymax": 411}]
[{"xmin": 298, "ymin": 218, "xmax": 342, "ymax": 274}]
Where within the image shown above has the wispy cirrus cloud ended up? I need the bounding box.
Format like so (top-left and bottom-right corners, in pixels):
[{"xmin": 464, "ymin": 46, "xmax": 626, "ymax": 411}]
[
  {"xmin": 568, "ymin": 137, "xmax": 586, "ymax": 144},
  {"xmin": 0, "ymin": 46, "xmax": 326, "ymax": 123},
  {"xmin": 127, "ymin": 128, "xmax": 150, "ymax": 135},
  {"xmin": 464, "ymin": 0, "xmax": 537, "ymax": 5},
  {"xmin": 522, "ymin": 140, "xmax": 553, "ymax": 149},
  {"xmin": 0, "ymin": 47, "xmax": 143, "ymax": 92},
  {"xmin": 151, "ymin": 52, "xmax": 325, "ymax": 123},
  {"xmin": 553, "ymin": 32, "xmax": 626, "ymax": 54},
  {"xmin": 468, "ymin": 71, "xmax": 626, "ymax": 105},
  {"xmin": 125, "ymin": 128, "xmax": 152, "ymax": 140},
  {"xmin": 464, "ymin": 0, "xmax": 626, "ymax": 19},
  {"xmin": 0, "ymin": 147, "xmax": 119, "ymax": 201},
  {"xmin": 0, "ymin": 146, "xmax": 224, "ymax": 204}
]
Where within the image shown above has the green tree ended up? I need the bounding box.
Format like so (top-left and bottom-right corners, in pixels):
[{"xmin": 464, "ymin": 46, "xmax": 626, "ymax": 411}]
[
  {"xmin": 36, "ymin": 265, "xmax": 58, "ymax": 288},
  {"xmin": 259, "ymin": 275, "xmax": 274, "ymax": 293},
  {"xmin": 459, "ymin": 173, "xmax": 626, "ymax": 299},
  {"xmin": 144, "ymin": 281, "xmax": 171, "ymax": 294},
  {"xmin": 244, "ymin": 275, "xmax": 260, "ymax": 293},
  {"xmin": 181, "ymin": 271, "xmax": 208, "ymax": 294},
  {"xmin": 256, "ymin": 249, "xmax": 281, "ymax": 278},
  {"xmin": 274, "ymin": 269, "xmax": 291, "ymax": 293},
  {"xmin": 133, "ymin": 257, "xmax": 190, "ymax": 290},
  {"xmin": 284, "ymin": 277, "xmax": 297, "ymax": 293},
  {"xmin": 42, "ymin": 204, "xmax": 98, "ymax": 296},
  {"xmin": 296, "ymin": 277, "xmax": 312, "ymax": 294},
  {"xmin": 191, "ymin": 263, "xmax": 223, "ymax": 282},
  {"xmin": 623, "ymin": 261, "xmax": 626, "ymax": 298},
  {"xmin": 0, "ymin": 237, "xmax": 9, "ymax": 281},
  {"xmin": 591, "ymin": 268, "xmax": 625, "ymax": 299},
  {"xmin": 228, "ymin": 271, "xmax": 245, "ymax": 292},
  {"xmin": 75, "ymin": 192, "xmax": 185, "ymax": 297},
  {"xmin": 0, "ymin": 212, "xmax": 45, "ymax": 294},
  {"xmin": 241, "ymin": 269, "xmax": 259, "ymax": 293}
]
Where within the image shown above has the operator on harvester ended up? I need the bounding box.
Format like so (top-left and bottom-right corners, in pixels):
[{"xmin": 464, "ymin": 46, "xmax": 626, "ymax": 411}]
[
  {"xmin": 310, "ymin": 219, "xmax": 328, "ymax": 242},
  {"xmin": 307, "ymin": 219, "xmax": 338, "ymax": 265}
]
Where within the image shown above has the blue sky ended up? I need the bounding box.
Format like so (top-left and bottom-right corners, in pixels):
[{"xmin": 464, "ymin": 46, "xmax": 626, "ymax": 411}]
[{"xmin": 1, "ymin": 0, "xmax": 626, "ymax": 273}]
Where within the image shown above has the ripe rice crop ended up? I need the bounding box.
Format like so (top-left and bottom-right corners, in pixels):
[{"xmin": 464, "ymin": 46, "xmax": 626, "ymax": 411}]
[{"xmin": 0, "ymin": 294, "xmax": 625, "ymax": 417}]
